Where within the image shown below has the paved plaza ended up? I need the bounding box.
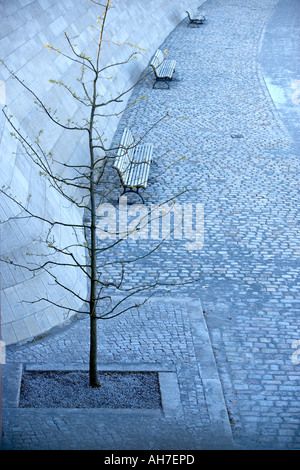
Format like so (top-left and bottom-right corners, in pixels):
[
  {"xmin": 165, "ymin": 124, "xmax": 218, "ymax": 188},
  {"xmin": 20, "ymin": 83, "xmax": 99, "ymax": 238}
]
[{"xmin": 1, "ymin": 0, "xmax": 300, "ymax": 450}]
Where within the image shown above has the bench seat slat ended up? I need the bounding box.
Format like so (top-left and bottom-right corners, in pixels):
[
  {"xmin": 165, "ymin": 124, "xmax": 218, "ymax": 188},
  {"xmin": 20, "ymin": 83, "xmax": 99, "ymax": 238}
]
[
  {"xmin": 124, "ymin": 143, "xmax": 153, "ymax": 189},
  {"xmin": 155, "ymin": 60, "xmax": 176, "ymax": 79}
]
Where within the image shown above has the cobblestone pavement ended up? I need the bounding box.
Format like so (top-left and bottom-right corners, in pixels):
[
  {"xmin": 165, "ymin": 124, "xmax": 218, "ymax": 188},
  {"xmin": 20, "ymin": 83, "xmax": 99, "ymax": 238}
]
[
  {"xmin": 2, "ymin": 0, "xmax": 300, "ymax": 450},
  {"xmin": 97, "ymin": 0, "xmax": 300, "ymax": 450}
]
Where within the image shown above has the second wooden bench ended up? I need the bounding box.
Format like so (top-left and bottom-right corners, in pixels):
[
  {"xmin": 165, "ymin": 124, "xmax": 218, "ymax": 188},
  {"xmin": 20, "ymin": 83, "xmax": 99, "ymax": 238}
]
[
  {"xmin": 150, "ymin": 49, "xmax": 176, "ymax": 89},
  {"xmin": 113, "ymin": 128, "xmax": 153, "ymax": 203},
  {"xmin": 186, "ymin": 8, "xmax": 206, "ymax": 26}
]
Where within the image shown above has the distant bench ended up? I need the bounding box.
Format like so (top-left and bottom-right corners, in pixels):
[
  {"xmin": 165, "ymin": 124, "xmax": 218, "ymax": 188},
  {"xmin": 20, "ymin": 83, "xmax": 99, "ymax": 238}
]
[
  {"xmin": 113, "ymin": 128, "xmax": 153, "ymax": 203},
  {"xmin": 186, "ymin": 8, "xmax": 206, "ymax": 26},
  {"xmin": 150, "ymin": 49, "xmax": 176, "ymax": 89}
]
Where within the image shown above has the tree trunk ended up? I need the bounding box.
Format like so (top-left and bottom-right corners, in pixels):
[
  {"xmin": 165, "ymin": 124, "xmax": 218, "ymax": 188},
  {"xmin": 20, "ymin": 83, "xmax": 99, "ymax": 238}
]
[
  {"xmin": 88, "ymin": 108, "xmax": 99, "ymax": 387},
  {"xmin": 89, "ymin": 178, "xmax": 99, "ymax": 387},
  {"xmin": 88, "ymin": 1, "xmax": 109, "ymax": 388},
  {"xmin": 89, "ymin": 303, "xmax": 100, "ymax": 387}
]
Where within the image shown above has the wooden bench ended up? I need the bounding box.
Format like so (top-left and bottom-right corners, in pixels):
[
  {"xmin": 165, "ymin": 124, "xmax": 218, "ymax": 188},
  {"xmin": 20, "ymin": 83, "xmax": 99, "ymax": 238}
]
[
  {"xmin": 186, "ymin": 8, "xmax": 206, "ymax": 26},
  {"xmin": 113, "ymin": 128, "xmax": 153, "ymax": 203},
  {"xmin": 150, "ymin": 49, "xmax": 176, "ymax": 89}
]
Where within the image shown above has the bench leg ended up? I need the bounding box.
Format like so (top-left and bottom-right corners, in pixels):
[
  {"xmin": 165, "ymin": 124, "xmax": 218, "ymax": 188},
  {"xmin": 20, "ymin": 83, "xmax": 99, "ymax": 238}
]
[
  {"xmin": 188, "ymin": 19, "xmax": 204, "ymax": 27},
  {"xmin": 136, "ymin": 187, "xmax": 145, "ymax": 204},
  {"xmin": 119, "ymin": 187, "xmax": 145, "ymax": 204},
  {"xmin": 153, "ymin": 78, "xmax": 170, "ymax": 90}
]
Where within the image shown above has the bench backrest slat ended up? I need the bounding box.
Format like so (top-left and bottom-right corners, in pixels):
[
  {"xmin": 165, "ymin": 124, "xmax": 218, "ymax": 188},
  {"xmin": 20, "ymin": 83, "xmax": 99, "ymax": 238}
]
[
  {"xmin": 114, "ymin": 128, "xmax": 135, "ymax": 176},
  {"xmin": 186, "ymin": 8, "xmax": 205, "ymax": 20},
  {"xmin": 186, "ymin": 9, "xmax": 198, "ymax": 19},
  {"xmin": 150, "ymin": 49, "xmax": 165, "ymax": 71}
]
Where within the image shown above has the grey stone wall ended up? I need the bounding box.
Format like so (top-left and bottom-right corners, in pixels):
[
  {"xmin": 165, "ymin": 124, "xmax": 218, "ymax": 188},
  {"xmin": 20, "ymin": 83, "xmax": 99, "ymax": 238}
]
[{"xmin": 0, "ymin": 0, "xmax": 206, "ymax": 345}]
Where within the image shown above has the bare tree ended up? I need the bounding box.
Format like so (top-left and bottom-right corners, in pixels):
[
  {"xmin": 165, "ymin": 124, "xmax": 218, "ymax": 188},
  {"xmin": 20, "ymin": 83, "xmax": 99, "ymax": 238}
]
[{"xmin": 0, "ymin": 0, "xmax": 192, "ymax": 387}]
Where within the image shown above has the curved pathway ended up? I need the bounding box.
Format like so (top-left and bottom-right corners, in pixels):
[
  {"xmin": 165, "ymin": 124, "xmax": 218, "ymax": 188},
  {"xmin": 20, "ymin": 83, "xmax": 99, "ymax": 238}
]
[
  {"xmin": 109, "ymin": 0, "xmax": 300, "ymax": 449},
  {"xmin": 3, "ymin": 0, "xmax": 300, "ymax": 450},
  {"xmin": 259, "ymin": 0, "xmax": 300, "ymax": 147}
]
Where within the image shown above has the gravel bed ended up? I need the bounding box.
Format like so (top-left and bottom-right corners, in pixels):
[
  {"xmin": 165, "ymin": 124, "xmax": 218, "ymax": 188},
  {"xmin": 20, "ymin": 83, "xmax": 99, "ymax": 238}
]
[{"xmin": 19, "ymin": 371, "xmax": 162, "ymax": 409}]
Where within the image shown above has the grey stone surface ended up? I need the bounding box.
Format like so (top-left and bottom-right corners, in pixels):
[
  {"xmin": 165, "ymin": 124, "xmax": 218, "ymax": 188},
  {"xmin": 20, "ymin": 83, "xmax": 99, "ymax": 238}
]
[
  {"xmin": 2, "ymin": 364, "xmax": 22, "ymax": 408},
  {"xmin": 159, "ymin": 372, "xmax": 184, "ymax": 419}
]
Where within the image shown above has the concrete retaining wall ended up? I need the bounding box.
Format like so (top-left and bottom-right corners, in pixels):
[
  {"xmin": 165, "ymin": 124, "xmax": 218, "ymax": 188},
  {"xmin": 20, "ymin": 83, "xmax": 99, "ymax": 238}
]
[{"xmin": 0, "ymin": 0, "xmax": 206, "ymax": 345}]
